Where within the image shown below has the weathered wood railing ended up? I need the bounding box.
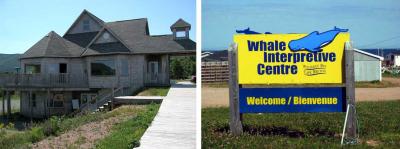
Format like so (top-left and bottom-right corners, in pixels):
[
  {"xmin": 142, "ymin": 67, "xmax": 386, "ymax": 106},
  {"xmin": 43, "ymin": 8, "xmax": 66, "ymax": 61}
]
[{"xmin": 0, "ymin": 73, "xmax": 88, "ymax": 88}]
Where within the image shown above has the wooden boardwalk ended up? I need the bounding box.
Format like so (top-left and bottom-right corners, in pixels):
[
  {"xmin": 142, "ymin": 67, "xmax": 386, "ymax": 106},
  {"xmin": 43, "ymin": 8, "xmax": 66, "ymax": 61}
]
[{"xmin": 137, "ymin": 82, "xmax": 196, "ymax": 149}]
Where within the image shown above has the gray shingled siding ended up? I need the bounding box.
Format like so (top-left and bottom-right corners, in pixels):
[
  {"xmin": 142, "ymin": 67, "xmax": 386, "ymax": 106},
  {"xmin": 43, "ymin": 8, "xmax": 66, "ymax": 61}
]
[
  {"xmin": 89, "ymin": 42, "xmax": 130, "ymax": 53},
  {"xmin": 69, "ymin": 14, "xmax": 102, "ymax": 34},
  {"xmin": 20, "ymin": 91, "xmax": 73, "ymax": 118}
]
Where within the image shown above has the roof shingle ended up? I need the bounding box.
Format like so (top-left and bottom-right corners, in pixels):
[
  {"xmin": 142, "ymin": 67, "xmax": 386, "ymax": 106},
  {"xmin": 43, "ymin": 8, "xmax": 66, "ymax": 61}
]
[{"xmin": 22, "ymin": 31, "xmax": 85, "ymax": 58}]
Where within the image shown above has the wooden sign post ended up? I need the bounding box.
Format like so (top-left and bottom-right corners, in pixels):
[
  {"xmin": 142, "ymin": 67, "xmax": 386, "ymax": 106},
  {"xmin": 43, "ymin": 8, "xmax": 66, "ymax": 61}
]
[
  {"xmin": 341, "ymin": 42, "xmax": 358, "ymax": 144},
  {"xmin": 228, "ymin": 43, "xmax": 243, "ymax": 135}
]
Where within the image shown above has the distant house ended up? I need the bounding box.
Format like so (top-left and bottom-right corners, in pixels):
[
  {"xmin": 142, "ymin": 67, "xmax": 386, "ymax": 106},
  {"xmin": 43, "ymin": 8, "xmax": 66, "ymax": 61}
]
[
  {"xmin": 201, "ymin": 50, "xmax": 229, "ymax": 83},
  {"xmin": 385, "ymin": 51, "xmax": 400, "ymax": 67},
  {"xmin": 0, "ymin": 10, "xmax": 195, "ymax": 118}
]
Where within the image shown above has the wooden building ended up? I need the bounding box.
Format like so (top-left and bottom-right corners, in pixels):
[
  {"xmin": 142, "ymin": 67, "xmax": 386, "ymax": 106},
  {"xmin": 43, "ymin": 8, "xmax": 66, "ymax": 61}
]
[{"xmin": 0, "ymin": 10, "xmax": 195, "ymax": 118}]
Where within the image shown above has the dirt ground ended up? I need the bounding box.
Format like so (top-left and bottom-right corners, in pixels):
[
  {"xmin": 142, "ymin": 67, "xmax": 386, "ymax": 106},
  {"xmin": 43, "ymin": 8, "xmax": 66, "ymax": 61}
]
[
  {"xmin": 31, "ymin": 105, "xmax": 143, "ymax": 149},
  {"xmin": 202, "ymin": 77, "xmax": 400, "ymax": 108}
]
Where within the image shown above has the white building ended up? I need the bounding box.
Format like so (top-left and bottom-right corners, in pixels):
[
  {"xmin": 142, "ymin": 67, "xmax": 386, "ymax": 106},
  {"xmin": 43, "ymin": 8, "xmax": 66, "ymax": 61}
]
[{"xmin": 385, "ymin": 51, "xmax": 400, "ymax": 66}]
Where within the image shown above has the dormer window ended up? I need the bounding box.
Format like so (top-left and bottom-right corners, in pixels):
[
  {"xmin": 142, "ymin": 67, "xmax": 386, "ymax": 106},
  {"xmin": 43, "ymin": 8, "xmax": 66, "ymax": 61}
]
[
  {"xmin": 176, "ymin": 31, "xmax": 186, "ymax": 38},
  {"xmin": 170, "ymin": 19, "xmax": 191, "ymax": 40},
  {"xmin": 83, "ymin": 20, "xmax": 90, "ymax": 31}
]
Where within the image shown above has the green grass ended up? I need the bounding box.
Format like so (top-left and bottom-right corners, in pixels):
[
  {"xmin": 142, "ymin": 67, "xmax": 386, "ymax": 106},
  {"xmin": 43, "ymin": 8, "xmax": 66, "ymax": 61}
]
[
  {"xmin": 136, "ymin": 87, "xmax": 170, "ymax": 96},
  {"xmin": 0, "ymin": 105, "xmax": 146, "ymax": 149},
  {"xmin": 202, "ymin": 100, "xmax": 400, "ymax": 148},
  {"xmin": 95, "ymin": 103, "xmax": 160, "ymax": 149},
  {"xmin": 383, "ymin": 72, "xmax": 400, "ymax": 78},
  {"xmin": 355, "ymin": 80, "xmax": 398, "ymax": 88},
  {"xmin": 0, "ymin": 94, "xmax": 20, "ymax": 101}
]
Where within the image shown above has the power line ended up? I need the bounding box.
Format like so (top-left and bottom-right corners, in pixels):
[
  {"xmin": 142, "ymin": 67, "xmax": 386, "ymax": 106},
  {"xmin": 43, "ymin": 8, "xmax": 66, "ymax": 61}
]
[{"xmin": 358, "ymin": 35, "xmax": 400, "ymax": 48}]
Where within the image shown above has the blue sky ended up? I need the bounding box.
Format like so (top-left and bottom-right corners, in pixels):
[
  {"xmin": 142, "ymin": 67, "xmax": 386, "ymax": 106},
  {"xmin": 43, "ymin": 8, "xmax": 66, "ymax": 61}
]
[
  {"xmin": 202, "ymin": 0, "xmax": 400, "ymax": 50},
  {"xmin": 0, "ymin": 0, "xmax": 195, "ymax": 54}
]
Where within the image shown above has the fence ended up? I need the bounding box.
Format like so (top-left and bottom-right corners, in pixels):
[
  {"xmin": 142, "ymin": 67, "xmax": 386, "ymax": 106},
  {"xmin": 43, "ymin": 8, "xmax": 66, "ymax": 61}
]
[{"xmin": 201, "ymin": 61, "xmax": 229, "ymax": 83}]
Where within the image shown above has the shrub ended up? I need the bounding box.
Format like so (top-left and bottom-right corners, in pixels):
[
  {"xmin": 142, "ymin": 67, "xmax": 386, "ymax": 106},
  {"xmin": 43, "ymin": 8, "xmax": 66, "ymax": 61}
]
[
  {"xmin": 29, "ymin": 127, "xmax": 45, "ymax": 142},
  {"xmin": 42, "ymin": 116, "xmax": 62, "ymax": 136}
]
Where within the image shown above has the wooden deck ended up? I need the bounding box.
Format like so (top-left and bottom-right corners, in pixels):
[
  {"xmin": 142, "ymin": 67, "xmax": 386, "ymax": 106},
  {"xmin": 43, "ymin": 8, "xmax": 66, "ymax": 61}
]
[{"xmin": 0, "ymin": 73, "xmax": 88, "ymax": 89}]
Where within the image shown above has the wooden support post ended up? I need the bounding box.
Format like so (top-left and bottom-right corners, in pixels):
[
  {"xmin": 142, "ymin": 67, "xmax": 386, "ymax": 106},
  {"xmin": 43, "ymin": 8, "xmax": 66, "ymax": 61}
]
[
  {"xmin": 228, "ymin": 43, "xmax": 243, "ymax": 135},
  {"xmin": 111, "ymin": 88, "xmax": 115, "ymax": 110},
  {"xmin": 44, "ymin": 89, "xmax": 50, "ymax": 118},
  {"xmin": 343, "ymin": 41, "xmax": 357, "ymax": 144},
  {"xmin": 6, "ymin": 91, "xmax": 11, "ymax": 119},
  {"xmin": 2, "ymin": 91, "xmax": 5, "ymax": 118},
  {"xmin": 29, "ymin": 90, "xmax": 33, "ymax": 123}
]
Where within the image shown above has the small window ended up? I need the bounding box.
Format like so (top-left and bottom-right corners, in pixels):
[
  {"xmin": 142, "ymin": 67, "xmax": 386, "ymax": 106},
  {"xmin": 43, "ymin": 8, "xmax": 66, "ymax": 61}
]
[
  {"xmin": 32, "ymin": 93, "xmax": 36, "ymax": 107},
  {"xmin": 121, "ymin": 60, "xmax": 129, "ymax": 76},
  {"xmin": 91, "ymin": 60, "xmax": 116, "ymax": 76},
  {"xmin": 83, "ymin": 20, "xmax": 90, "ymax": 31},
  {"xmin": 25, "ymin": 64, "xmax": 41, "ymax": 74},
  {"xmin": 103, "ymin": 32, "xmax": 110, "ymax": 40},
  {"xmin": 176, "ymin": 31, "xmax": 186, "ymax": 38},
  {"xmin": 50, "ymin": 93, "xmax": 64, "ymax": 107}
]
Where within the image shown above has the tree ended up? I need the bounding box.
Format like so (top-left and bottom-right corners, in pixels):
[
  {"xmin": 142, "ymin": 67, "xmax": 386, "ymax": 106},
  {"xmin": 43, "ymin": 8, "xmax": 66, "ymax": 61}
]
[{"xmin": 170, "ymin": 56, "xmax": 195, "ymax": 79}]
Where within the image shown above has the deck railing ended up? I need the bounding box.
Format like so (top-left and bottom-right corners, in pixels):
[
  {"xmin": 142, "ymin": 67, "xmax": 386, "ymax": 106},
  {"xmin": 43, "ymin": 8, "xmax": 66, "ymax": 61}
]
[{"xmin": 0, "ymin": 73, "xmax": 88, "ymax": 88}]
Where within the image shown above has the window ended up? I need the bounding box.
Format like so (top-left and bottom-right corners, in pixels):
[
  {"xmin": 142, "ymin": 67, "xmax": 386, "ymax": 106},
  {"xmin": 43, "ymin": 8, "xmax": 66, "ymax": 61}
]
[
  {"xmin": 176, "ymin": 31, "xmax": 186, "ymax": 38},
  {"xmin": 83, "ymin": 20, "xmax": 90, "ymax": 31},
  {"xmin": 51, "ymin": 93, "xmax": 64, "ymax": 107},
  {"xmin": 59, "ymin": 63, "xmax": 67, "ymax": 73},
  {"xmin": 103, "ymin": 32, "xmax": 110, "ymax": 40},
  {"xmin": 91, "ymin": 60, "xmax": 116, "ymax": 76},
  {"xmin": 32, "ymin": 93, "xmax": 36, "ymax": 107},
  {"xmin": 25, "ymin": 64, "xmax": 41, "ymax": 74},
  {"xmin": 121, "ymin": 60, "xmax": 129, "ymax": 76}
]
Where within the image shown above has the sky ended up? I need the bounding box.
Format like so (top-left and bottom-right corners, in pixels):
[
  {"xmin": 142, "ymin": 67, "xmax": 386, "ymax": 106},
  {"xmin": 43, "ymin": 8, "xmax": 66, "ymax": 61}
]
[
  {"xmin": 0, "ymin": 0, "xmax": 196, "ymax": 54},
  {"xmin": 202, "ymin": 0, "xmax": 400, "ymax": 50}
]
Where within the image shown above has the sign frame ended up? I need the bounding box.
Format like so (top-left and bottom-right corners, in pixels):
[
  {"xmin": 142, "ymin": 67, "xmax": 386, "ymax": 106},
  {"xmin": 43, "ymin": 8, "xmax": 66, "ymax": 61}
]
[{"xmin": 228, "ymin": 39, "xmax": 358, "ymax": 144}]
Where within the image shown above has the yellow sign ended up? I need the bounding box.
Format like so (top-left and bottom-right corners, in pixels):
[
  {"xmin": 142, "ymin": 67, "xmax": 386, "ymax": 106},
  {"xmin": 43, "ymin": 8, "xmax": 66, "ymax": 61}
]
[{"xmin": 234, "ymin": 33, "xmax": 350, "ymax": 84}]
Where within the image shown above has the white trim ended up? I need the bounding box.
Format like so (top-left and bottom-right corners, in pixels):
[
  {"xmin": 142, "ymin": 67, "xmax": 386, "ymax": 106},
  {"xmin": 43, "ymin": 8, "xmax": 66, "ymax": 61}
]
[
  {"xmin": 379, "ymin": 60, "xmax": 382, "ymax": 81},
  {"xmin": 354, "ymin": 49, "xmax": 384, "ymax": 61}
]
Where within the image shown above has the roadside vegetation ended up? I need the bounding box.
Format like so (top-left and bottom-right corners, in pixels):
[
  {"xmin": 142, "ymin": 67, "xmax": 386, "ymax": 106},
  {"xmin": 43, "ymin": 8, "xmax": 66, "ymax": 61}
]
[
  {"xmin": 355, "ymin": 80, "xmax": 397, "ymax": 88},
  {"xmin": 0, "ymin": 104, "xmax": 160, "ymax": 149},
  {"xmin": 202, "ymin": 100, "xmax": 400, "ymax": 148},
  {"xmin": 95, "ymin": 103, "xmax": 160, "ymax": 148},
  {"xmin": 135, "ymin": 87, "xmax": 170, "ymax": 96},
  {"xmin": 383, "ymin": 71, "xmax": 400, "ymax": 78}
]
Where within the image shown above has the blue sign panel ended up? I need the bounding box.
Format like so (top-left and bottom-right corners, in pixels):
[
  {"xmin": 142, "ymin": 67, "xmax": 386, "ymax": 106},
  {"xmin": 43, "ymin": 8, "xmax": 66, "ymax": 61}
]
[{"xmin": 239, "ymin": 87, "xmax": 345, "ymax": 113}]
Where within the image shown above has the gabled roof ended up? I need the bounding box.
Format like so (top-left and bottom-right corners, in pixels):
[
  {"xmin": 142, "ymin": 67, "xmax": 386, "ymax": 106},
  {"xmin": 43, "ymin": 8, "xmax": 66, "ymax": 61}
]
[
  {"xmin": 64, "ymin": 9, "xmax": 104, "ymax": 36},
  {"xmin": 81, "ymin": 18, "xmax": 195, "ymax": 56},
  {"xmin": 354, "ymin": 49, "xmax": 384, "ymax": 61},
  {"xmin": 24, "ymin": 11, "xmax": 196, "ymax": 58},
  {"xmin": 21, "ymin": 31, "xmax": 86, "ymax": 59},
  {"xmin": 170, "ymin": 18, "xmax": 191, "ymax": 31}
]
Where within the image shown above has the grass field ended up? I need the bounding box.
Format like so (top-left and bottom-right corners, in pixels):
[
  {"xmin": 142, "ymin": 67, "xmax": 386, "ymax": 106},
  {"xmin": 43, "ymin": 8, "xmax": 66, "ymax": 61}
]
[
  {"xmin": 355, "ymin": 80, "xmax": 397, "ymax": 88},
  {"xmin": 202, "ymin": 100, "xmax": 400, "ymax": 148},
  {"xmin": 136, "ymin": 87, "xmax": 170, "ymax": 96},
  {"xmin": 383, "ymin": 72, "xmax": 400, "ymax": 78}
]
